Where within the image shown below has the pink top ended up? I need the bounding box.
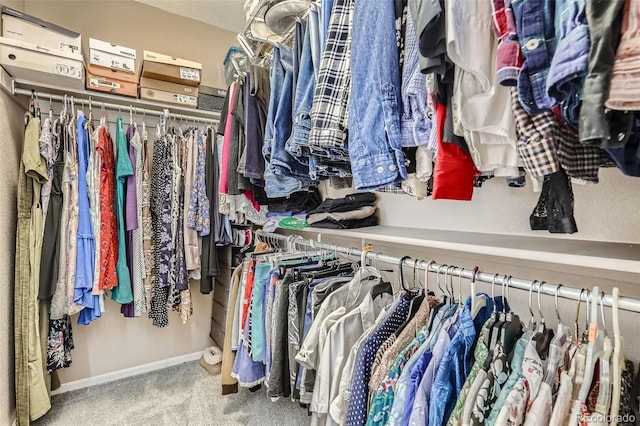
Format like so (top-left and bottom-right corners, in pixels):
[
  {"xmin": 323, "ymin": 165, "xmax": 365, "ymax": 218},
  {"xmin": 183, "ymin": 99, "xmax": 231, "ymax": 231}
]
[{"xmin": 219, "ymin": 82, "xmax": 237, "ymax": 194}]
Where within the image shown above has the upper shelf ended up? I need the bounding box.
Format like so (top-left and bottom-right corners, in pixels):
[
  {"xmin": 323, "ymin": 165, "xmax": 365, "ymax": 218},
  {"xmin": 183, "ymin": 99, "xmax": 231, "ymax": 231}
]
[
  {"xmin": 0, "ymin": 67, "xmax": 221, "ymax": 122},
  {"xmin": 293, "ymin": 226, "xmax": 640, "ymax": 274}
]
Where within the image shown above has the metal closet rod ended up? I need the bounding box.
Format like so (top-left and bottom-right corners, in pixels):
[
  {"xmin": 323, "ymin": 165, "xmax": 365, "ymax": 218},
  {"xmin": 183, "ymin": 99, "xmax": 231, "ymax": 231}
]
[
  {"xmin": 257, "ymin": 231, "xmax": 640, "ymax": 314},
  {"xmin": 15, "ymin": 88, "xmax": 219, "ymax": 125}
]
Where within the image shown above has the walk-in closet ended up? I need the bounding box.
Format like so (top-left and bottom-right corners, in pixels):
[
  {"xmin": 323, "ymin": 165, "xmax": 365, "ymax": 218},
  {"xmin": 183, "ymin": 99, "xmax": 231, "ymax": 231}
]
[{"xmin": 1, "ymin": 1, "xmax": 639, "ymax": 426}]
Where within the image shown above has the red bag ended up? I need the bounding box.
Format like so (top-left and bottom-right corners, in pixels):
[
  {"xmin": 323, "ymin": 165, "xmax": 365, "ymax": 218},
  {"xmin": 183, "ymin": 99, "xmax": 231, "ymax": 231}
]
[{"xmin": 432, "ymin": 102, "xmax": 479, "ymax": 200}]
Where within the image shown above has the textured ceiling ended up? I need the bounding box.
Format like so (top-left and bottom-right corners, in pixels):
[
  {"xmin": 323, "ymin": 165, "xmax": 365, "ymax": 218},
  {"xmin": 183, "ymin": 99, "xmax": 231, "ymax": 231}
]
[{"xmin": 134, "ymin": 0, "xmax": 246, "ymax": 33}]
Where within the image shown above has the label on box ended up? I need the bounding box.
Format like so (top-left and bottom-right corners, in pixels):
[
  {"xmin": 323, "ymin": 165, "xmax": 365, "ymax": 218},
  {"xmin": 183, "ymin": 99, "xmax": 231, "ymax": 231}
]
[
  {"xmin": 89, "ymin": 77, "xmax": 121, "ymax": 89},
  {"xmin": 174, "ymin": 94, "xmax": 197, "ymax": 105},
  {"xmin": 180, "ymin": 67, "xmax": 200, "ymax": 81},
  {"xmin": 54, "ymin": 63, "xmax": 81, "ymax": 79},
  {"xmin": 59, "ymin": 42, "xmax": 80, "ymax": 53}
]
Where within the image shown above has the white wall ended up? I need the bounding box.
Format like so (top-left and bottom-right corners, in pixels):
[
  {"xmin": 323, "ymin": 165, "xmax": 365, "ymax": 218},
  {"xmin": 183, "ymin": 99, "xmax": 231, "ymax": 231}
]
[
  {"xmin": 322, "ymin": 168, "xmax": 640, "ymax": 244},
  {"xmin": 0, "ymin": 0, "xmax": 238, "ymax": 388}
]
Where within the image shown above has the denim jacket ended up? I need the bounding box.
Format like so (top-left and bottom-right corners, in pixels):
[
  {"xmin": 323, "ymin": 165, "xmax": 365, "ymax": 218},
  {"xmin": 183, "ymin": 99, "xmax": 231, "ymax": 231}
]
[
  {"xmin": 512, "ymin": 0, "xmax": 558, "ymax": 115},
  {"xmin": 546, "ymin": 0, "xmax": 590, "ymax": 129},
  {"xmin": 263, "ymin": 46, "xmax": 314, "ymax": 197},
  {"xmin": 348, "ymin": 0, "xmax": 407, "ymax": 190}
]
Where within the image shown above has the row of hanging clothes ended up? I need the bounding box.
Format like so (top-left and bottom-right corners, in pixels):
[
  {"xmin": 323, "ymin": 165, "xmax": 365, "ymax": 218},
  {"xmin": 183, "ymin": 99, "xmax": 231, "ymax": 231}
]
[
  {"xmin": 229, "ymin": 0, "xmax": 640, "ymax": 236},
  {"xmin": 219, "ymin": 233, "xmax": 640, "ymax": 426},
  {"xmin": 14, "ymin": 92, "xmax": 225, "ymax": 424}
]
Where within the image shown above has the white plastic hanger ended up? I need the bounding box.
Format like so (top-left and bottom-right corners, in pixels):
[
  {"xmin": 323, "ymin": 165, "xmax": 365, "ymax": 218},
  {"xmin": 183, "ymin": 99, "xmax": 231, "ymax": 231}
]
[
  {"xmin": 608, "ymin": 287, "xmax": 624, "ymax": 425},
  {"xmin": 578, "ymin": 286, "xmax": 603, "ymax": 402},
  {"xmin": 543, "ymin": 284, "xmax": 572, "ymax": 386},
  {"xmin": 595, "ymin": 291, "xmax": 612, "ymax": 415},
  {"xmin": 470, "ymin": 266, "xmax": 487, "ymax": 319}
]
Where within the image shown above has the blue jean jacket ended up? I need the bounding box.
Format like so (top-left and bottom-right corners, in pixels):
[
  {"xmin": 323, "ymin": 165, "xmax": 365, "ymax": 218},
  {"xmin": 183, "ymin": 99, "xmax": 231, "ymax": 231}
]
[
  {"xmin": 512, "ymin": 0, "xmax": 557, "ymax": 114},
  {"xmin": 285, "ymin": 5, "xmax": 318, "ymax": 165},
  {"xmin": 263, "ymin": 46, "xmax": 314, "ymax": 197},
  {"xmin": 348, "ymin": 0, "xmax": 407, "ymax": 190},
  {"xmin": 547, "ymin": 0, "xmax": 590, "ymax": 129}
]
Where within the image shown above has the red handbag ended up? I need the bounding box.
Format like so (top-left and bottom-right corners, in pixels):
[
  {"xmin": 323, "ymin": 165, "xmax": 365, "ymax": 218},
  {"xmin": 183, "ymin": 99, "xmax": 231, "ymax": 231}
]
[{"xmin": 432, "ymin": 101, "xmax": 479, "ymax": 201}]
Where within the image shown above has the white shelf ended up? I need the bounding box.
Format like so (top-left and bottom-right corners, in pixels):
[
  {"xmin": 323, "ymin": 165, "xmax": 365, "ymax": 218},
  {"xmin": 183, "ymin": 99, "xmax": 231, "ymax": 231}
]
[
  {"xmin": 0, "ymin": 67, "xmax": 220, "ymax": 121},
  {"xmin": 294, "ymin": 226, "xmax": 640, "ymax": 274}
]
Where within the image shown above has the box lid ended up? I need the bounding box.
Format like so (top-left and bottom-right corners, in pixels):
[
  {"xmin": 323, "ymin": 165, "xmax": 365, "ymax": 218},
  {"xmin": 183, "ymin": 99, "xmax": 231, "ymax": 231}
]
[
  {"xmin": 86, "ymin": 63, "xmax": 138, "ymax": 83},
  {"xmin": 0, "ymin": 36, "xmax": 84, "ymax": 62},
  {"xmin": 1, "ymin": 6, "xmax": 80, "ymax": 39},
  {"xmin": 89, "ymin": 38, "xmax": 136, "ymax": 60},
  {"xmin": 142, "ymin": 50, "xmax": 202, "ymax": 70},
  {"xmin": 198, "ymin": 85, "xmax": 227, "ymax": 97}
]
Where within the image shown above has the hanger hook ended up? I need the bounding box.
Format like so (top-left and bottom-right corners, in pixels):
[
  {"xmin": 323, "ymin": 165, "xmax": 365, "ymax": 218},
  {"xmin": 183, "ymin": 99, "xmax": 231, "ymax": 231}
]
[
  {"xmin": 447, "ymin": 266, "xmax": 456, "ymax": 300},
  {"xmin": 457, "ymin": 267, "xmax": 464, "ymax": 307},
  {"xmin": 599, "ymin": 291, "xmax": 607, "ymax": 332},
  {"xmin": 575, "ymin": 288, "xmax": 587, "ymax": 341},
  {"xmin": 412, "ymin": 259, "xmax": 420, "ymax": 290},
  {"xmin": 398, "ymin": 256, "xmax": 411, "ymax": 292},
  {"xmin": 424, "ymin": 260, "xmax": 436, "ymax": 294},
  {"xmin": 436, "ymin": 264, "xmax": 447, "ymax": 296},
  {"xmin": 491, "ymin": 274, "xmax": 499, "ymax": 313},
  {"xmin": 555, "ymin": 284, "xmax": 563, "ymax": 324},
  {"xmin": 529, "ymin": 280, "xmax": 538, "ymax": 324},
  {"xmin": 502, "ymin": 275, "xmax": 511, "ymax": 313},
  {"xmin": 537, "ymin": 281, "xmax": 546, "ymax": 325}
]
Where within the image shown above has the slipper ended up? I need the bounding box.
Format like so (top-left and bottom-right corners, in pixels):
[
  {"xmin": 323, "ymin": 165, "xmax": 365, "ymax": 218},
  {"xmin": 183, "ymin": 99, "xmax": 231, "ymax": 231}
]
[{"xmin": 199, "ymin": 345, "xmax": 222, "ymax": 376}]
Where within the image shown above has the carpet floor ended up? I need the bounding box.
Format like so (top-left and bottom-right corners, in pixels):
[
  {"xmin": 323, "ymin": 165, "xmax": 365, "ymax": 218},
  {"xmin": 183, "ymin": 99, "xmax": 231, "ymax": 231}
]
[{"xmin": 33, "ymin": 361, "xmax": 311, "ymax": 426}]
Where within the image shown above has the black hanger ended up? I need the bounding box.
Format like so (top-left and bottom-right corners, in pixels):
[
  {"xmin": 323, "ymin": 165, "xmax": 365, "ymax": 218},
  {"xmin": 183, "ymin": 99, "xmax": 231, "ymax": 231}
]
[
  {"xmin": 531, "ymin": 282, "xmax": 554, "ymax": 359},
  {"xmin": 398, "ymin": 256, "xmax": 412, "ymax": 293},
  {"xmin": 497, "ymin": 276, "xmax": 523, "ymax": 356}
]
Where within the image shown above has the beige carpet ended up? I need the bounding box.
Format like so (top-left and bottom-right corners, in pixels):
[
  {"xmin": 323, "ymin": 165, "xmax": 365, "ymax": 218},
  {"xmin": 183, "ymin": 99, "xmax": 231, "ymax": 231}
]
[{"xmin": 33, "ymin": 361, "xmax": 311, "ymax": 426}]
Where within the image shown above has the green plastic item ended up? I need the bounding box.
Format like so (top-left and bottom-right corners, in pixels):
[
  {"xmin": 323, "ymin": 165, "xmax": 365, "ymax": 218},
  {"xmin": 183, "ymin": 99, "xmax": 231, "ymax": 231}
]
[{"xmin": 278, "ymin": 217, "xmax": 309, "ymax": 230}]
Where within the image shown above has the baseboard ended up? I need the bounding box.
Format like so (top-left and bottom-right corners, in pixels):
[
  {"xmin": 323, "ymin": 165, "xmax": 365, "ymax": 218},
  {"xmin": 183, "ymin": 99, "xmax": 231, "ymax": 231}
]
[{"xmin": 51, "ymin": 351, "xmax": 202, "ymax": 395}]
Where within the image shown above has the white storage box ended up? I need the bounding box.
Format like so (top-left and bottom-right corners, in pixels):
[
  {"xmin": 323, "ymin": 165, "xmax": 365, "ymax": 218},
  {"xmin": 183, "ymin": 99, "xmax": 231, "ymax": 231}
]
[
  {"xmin": 0, "ymin": 37, "xmax": 84, "ymax": 89},
  {"xmin": 88, "ymin": 38, "xmax": 136, "ymax": 73},
  {"xmin": 1, "ymin": 6, "xmax": 81, "ymax": 54}
]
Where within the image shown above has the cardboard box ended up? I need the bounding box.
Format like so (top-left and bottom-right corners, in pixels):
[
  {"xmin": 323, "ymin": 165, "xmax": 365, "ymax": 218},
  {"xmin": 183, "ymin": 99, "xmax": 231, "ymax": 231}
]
[
  {"xmin": 86, "ymin": 63, "xmax": 139, "ymax": 84},
  {"xmin": 86, "ymin": 64, "xmax": 138, "ymax": 97},
  {"xmin": 0, "ymin": 36, "xmax": 84, "ymax": 89},
  {"xmin": 140, "ymin": 78, "xmax": 198, "ymax": 108},
  {"xmin": 89, "ymin": 38, "xmax": 135, "ymax": 60},
  {"xmin": 140, "ymin": 77, "xmax": 198, "ymax": 95},
  {"xmin": 141, "ymin": 50, "xmax": 201, "ymax": 86},
  {"xmin": 1, "ymin": 6, "xmax": 81, "ymax": 54},
  {"xmin": 88, "ymin": 38, "xmax": 136, "ymax": 73},
  {"xmin": 197, "ymin": 86, "xmax": 226, "ymax": 112}
]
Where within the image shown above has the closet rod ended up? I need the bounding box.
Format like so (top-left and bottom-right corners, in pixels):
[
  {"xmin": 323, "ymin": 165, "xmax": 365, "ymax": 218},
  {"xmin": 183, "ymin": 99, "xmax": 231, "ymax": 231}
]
[
  {"xmin": 14, "ymin": 87, "xmax": 219, "ymax": 125},
  {"xmin": 257, "ymin": 231, "xmax": 640, "ymax": 314}
]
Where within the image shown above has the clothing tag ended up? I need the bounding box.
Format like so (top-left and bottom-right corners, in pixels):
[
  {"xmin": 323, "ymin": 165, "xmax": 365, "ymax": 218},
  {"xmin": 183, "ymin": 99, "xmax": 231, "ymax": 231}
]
[
  {"xmin": 53, "ymin": 63, "xmax": 81, "ymax": 79},
  {"xmin": 588, "ymin": 323, "xmax": 598, "ymax": 342},
  {"xmin": 180, "ymin": 67, "xmax": 200, "ymax": 81}
]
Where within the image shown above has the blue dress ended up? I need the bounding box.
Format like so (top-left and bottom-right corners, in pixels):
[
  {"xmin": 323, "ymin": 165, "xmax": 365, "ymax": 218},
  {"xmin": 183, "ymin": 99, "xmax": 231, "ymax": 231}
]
[{"xmin": 74, "ymin": 113, "xmax": 101, "ymax": 325}]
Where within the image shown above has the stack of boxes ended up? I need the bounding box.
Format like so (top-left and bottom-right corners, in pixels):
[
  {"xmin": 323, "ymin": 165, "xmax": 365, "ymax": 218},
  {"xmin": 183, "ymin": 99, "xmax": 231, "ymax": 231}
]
[
  {"xmin": 1, "ymin": 6, "xmax": 225, "ymax": 112},
  {"xmin": 85, "ymin": 38, "xmax": 138, "ymax": 97},
  {"xmin": 139, "ymin": 50, "xmax": 202, "ymax": 108},
  {"xmin": 0, "ymin": 6, "xmax": 84, "ymax": 89}
]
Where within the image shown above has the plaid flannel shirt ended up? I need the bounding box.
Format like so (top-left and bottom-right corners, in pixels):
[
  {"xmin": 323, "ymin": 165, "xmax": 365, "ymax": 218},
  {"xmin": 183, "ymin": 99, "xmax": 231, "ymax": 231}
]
[
  {"xmin": 492, "ymin": 0, "xmax": 523, "ymax": 86},
  {"xmin": 308, "ymin": 0, "xmax": 354, "ymax": 155},
  {"xmin": 511, "ymin": 88, "xmax": 611, "ymax": 183}
]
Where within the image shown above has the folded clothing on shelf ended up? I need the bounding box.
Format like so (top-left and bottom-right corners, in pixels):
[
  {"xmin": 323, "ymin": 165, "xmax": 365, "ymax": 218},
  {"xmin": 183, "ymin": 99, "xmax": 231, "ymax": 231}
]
[{"xmin": 307, "ymin": 192, "xmax": 377, "ymax": 215}]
